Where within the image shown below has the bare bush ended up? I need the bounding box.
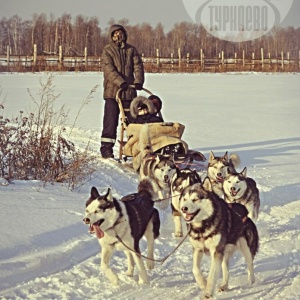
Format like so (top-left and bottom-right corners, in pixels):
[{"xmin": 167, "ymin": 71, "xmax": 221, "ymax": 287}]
[{"xmin": 0, "ymin": 75, "xmax": 99, "ymax": 188}]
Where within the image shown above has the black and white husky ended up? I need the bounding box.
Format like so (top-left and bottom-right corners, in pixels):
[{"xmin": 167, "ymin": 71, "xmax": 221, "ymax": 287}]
[
  {"xmin": 170, "ymin": 167, "xmax": 202, "ymax": 237},
  {"xmin": 207, "ymin": 151, "xmax": 241, "ymax": 198},
  {"xmin": 83, "ymin": 186, "xmax": 160, "ymax": 285},
  {"xmin": 223, "ymin": 167, "xmax": 260, "ymax": 222},
  {"xmin": 180, "ymin": 178, "xmax": 259, "ymax": 299}
]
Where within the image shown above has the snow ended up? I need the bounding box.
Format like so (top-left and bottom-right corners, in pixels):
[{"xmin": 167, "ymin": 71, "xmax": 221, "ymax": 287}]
[{"xmin": 0, "ymin": 72, "xmax": 300, "ymax": 299}]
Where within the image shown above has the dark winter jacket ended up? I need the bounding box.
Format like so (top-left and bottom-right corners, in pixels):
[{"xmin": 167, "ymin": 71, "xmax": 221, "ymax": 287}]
[
  {"xmin": 101, "ymin": 24, "xmax": 144, "ymax": 100},
  {"xmin": 129, "ymin": 96, "xmax": 163, "ymax": 124}
]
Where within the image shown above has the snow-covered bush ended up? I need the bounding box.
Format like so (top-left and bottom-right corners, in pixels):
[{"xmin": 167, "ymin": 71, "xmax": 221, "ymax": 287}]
[{"xmin": 0, "ymin": 75, "xmax": 98, "ymax": 188}]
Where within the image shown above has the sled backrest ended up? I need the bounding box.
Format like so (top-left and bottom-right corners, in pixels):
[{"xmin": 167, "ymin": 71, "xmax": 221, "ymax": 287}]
[{"xmin": 116, "ymin": 86, "xmax": 164, "ymax": 160}]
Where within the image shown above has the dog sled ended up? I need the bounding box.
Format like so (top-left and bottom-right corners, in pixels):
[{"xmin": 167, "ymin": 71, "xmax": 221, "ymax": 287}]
[{"xmin": 116, "ymin": 86, "xmax": 206, "ymax": 171}]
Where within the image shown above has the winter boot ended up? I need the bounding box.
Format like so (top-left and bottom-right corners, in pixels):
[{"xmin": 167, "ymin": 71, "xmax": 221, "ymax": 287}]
[{"xmin": 100, "ymin": 143, "xmax": 114, "ymax": 159}]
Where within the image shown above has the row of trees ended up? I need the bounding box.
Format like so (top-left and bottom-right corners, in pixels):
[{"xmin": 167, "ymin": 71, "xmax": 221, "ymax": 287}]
[{"xmin": 1, "ymin": 14, "xmax": 300, "ymax": 59}]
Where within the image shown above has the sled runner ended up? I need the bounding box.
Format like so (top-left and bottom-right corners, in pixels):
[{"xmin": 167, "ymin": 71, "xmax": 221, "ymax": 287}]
[{"xmin": 115, "ymin": 86, "xmax": 206, "ymax": 171}]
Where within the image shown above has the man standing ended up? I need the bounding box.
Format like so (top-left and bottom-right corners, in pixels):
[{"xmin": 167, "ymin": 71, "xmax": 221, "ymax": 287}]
[{"xmin": 100, "ymin": 24, "xmax": 144, "ymax": 158}]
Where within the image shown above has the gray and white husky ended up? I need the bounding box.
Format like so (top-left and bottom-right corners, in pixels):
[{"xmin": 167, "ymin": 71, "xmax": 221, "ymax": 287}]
[
  {"xmin": 137, "ymin": 123, "xmax": 177, "ymax": 209},
  {"xmin": 223, "ymin": 167, "xmax": 260, "ymax": 222},
  {"xmin": 83, "ymin": 186, "xmax": 160, "ymax": 285},
  {"xmin": 180, "ymin": 178, "xmax": 259, "ymax": 299},
  {"xmin": 170, "ymin": 167, "xmax": 202, "ymax": 237},
  {"xmin": 139, "ymin": 153, "xmax": 176, "ymax": 210},
  {"xmin": 207, "ymin": 151, "xmax": 241, "ymax": 198}
]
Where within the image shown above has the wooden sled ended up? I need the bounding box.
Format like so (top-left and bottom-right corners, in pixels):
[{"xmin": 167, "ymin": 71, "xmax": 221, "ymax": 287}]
[{"xmin": 115, "ymin": 86, "xmax": 206, "ymax": 170}]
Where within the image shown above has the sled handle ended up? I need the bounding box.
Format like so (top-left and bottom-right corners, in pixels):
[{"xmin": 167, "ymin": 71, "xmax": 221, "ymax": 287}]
[
  {"xmin": 116, "ymin": 85, "xmax": 153, "ymax": 102},
  {"xmin": 115, "ymin": 86, "xmax": 158, "ymax": 162},
  {"xmin": 115, "ymin": 85, "xmax": 154, "ymax": 129}
]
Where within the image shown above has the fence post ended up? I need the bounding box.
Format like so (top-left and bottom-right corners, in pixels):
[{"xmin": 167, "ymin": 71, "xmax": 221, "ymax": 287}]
[
  {"xmin": 200, "ymin": 48, "xmax": 203, "ymax": 68},
  {"xmin": 281, "ymin": 51, "xmax": 284, "ymax": 69},
  {"xmin": 6, "ymin": 45, "xmax": 10, "ymax": 70},
  {"xmin": 59, "ymin": 45, "xmax": 63, "ymax": 69},
  {"xmin": 242, "ymin": 50, "xmax": 245, "ymax": 67},
  {"xmin": 171, "ymin": 52, "xmax": 174, "ymax": 70},
  {"xmin": 252, "ymin": 52, "xmax": 255, "ymax": 70},
  {"xmin": 178, "ymin": 48, "xmax": 181, "ymax": 69},
  {"xmin": 84, "ymin": 47, "xmax": 88, "ymax": 68},
  {"xmin": 33, "ymin": 44, "xmax": 37, "ymax": 67},
  {"xmin": 156, "ymin": 48, "xmax": 160, "ymax": 67},
  {"xmin": 186, "ymin": 53, "xmax": 190, "ymax": 69},
  {"xmin": 261, "ymin": 48, "xmax": 264, "ymax": 68},
  {"xmin": 221, "ymin": 51, "xmax": 224, "ymax": 65}
]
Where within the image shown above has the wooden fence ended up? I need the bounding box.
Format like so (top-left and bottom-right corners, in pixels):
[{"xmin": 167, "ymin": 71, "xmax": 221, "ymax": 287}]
[{"xmin": 0, "ymin": 45, "xmax": 299, "ymax": 73}]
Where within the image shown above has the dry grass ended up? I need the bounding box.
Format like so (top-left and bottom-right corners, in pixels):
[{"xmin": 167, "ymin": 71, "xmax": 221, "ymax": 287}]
[{"xmin": 0, "ymin": 75, "xmax": 99, "ymax": 189}]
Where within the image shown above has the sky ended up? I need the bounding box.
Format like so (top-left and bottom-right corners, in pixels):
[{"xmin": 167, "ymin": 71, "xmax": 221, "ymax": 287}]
[
  {"xmin": 0, "ymin": 72, "xmax": 299, "ymax": 299},
  {"xmin": 0, "ymin": 0, "xmax": 299, "ymax": 32}
]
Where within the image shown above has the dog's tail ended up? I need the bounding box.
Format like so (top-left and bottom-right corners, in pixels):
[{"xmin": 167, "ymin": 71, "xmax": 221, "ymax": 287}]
[
  {"xmin": 244, "ymin": 219, "xmax": 259, "ymax": 258},
  {"xmin": 139, "ymin": 124, "xmax": 153, "ymax": 159},
  {"xmin": 151, "ymin": 208, "xmax": 160, "ymax": 239},
  {"xmin": 138, "ymin": 177, "xmax": 156, "ymax": 200},
  {"xmin": 229, "ymin": 153, "xmax": 241, "ymax": 169}
]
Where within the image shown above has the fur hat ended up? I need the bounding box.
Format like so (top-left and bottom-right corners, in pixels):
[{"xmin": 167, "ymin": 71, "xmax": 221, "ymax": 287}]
[
  {"xmin": 148, "ymin": 95, "xmax": 162, "ymax": 113},
  {"xmin": 130, "ymin": 96, "xmax": 156, "ymax": 119}
]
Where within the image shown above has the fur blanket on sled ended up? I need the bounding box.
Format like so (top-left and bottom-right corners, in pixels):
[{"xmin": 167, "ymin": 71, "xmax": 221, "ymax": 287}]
[{"xmin": 123, "ymin": 122, "xmax": 188, "ymax": 171}]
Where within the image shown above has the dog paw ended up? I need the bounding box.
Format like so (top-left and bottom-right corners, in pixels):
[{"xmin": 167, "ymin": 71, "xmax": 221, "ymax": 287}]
[
  {"xmin": 248, "ymin": 275, "xmax": 255, "ymax": 285},
  {"xmin": 197, "ymin": 278, "xmax": 207, "ymax": 290},
  {"xmin": 110, "ymin": 278, "xmax": 119, "ymax": 286},
  {"xmin": 124, "ymin": 270, "xmax": 134, "ymax": 276},
  {"xmin": 202, "ymin": 293, "xmax": 213, "ymax": 299},
  {"xmin": 173, "ymin": 232, "xmax": 183, "ymax": 238},
  {"xmin": 218, "ymin": 284, "xmax": 228, "ymax": 292},
  {"xmin": 107, "ymin": 274, "xmax": 119, "ymax": 286},
  {"xmin": 146, "ymin": 261, "xmax": 155, "ymax": 270},
  {"xmin": 138, "ymin": 277, "xmax": 150, "ymax": 285}
]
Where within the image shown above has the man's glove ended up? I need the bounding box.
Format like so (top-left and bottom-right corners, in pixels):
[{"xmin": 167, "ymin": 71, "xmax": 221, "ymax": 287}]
[
  {"xmin": 134, "ymin": 83, "xmax": 143, "ymax": 90},
  {"xmin": 120, "ymin": 82, "xmax": 128, "ymax": 91}
]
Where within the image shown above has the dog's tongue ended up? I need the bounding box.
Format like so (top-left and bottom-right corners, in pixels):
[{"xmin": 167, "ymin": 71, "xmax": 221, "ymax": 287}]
[
  {"xmin": 185, "ymin": 213, "xmax": 194, "ymax": 221},
  {"xmin": 217, "ymin": 177, "xmax": 223, "ymax": 183},
  {"xmin": 93, "ymin": 225, "xmax": 104, "ymax": 239},
  {"xmin": 231, "ymin": 190, "xmax": 238, "ymax": 196}
]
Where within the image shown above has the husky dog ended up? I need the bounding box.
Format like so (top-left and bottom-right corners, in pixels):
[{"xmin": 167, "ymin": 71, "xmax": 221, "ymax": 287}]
[
  {"xmin": 83, "ymin": 186, "xmax": 160, "ymax": 285},
  {"xmin": 180, "ymin": 178, "xmax": 259, "ymax": 299},
  {"xmin": 223, "ymin": 167, "xmax": 260, "ymax": 222},
  {"xmin": 170, "ymin": 167, "xmax": 202, "ymax": 237},
  {"xmin": 136, "ymin": 122, "xmax": 177, "ymax": 209},
  {"xmin": 207, "ymin": 151, "xmax": 241, "ymax": 198},
  {"xmin": 139, "ymin": 153, "xmax": 176, "ymax": 210}
]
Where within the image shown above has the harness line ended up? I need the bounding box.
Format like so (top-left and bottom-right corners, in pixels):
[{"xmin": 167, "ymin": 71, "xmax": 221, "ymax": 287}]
[
  {"xmin": 153, "ymin": 193, "xmax": 179, "ymax": 203},
  {"xmin": 115, "ymin": 225, "xmax": 191, "ymax": 265}
]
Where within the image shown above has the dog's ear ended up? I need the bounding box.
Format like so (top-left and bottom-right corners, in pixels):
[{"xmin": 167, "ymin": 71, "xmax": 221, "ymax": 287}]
[
  {"xmin": 202, "ymin": 177, "xmax": 212, "ymax": 192},
  {"xmin": 192, "ymin": 170, "xmax": 202, "ymax": 183},
  {"xmin": 222, "ymin": 151, "xmax": 228, "ymax": 161},
  {"xmin": 155, "ymin": 154, "xmax": 160, "ymax": 163},
  {"xmin": 91, "ymin": 186, "xmax": 100, "ymax": 199},
  {"xmin": 241, "ymin": 167, "xmax": 247, "ymax": 178},
  {"xmin": 209, "ymin": 151, "xmax": 215, "ymax": 162},
  {"xmin": 105, "ymin": 188, "xmax": 113, "ymax": 202}
]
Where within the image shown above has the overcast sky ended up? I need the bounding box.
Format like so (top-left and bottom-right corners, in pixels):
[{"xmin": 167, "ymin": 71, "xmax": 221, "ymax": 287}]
[{"xmin": 0, "ymin": 0, "xmax": 299, "ymax": 32}]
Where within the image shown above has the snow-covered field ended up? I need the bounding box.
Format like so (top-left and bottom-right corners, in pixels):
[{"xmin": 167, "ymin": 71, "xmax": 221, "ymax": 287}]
[{"xmin": 0, "ymin": 72, "xmax": 299, "ymax": 300}]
